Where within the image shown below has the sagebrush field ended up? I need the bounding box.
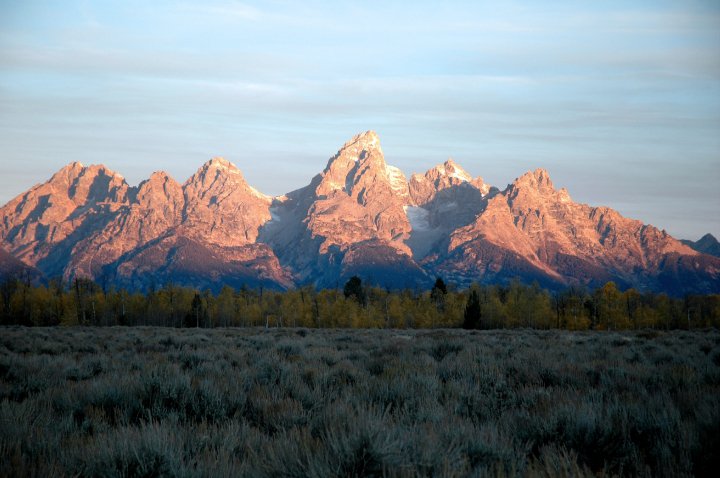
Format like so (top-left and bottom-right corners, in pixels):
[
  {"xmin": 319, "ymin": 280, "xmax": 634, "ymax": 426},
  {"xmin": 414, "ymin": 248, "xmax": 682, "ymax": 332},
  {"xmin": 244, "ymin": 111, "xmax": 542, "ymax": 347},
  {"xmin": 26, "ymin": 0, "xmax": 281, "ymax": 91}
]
[{"xmin": 1, "ymin": 327, "xmax": 719, "ymax": 477}]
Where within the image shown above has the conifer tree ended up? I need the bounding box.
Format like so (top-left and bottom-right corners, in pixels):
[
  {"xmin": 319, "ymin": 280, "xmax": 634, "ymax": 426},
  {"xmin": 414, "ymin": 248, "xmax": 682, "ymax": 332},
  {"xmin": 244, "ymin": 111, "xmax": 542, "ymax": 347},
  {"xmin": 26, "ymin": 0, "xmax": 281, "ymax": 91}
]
[
  {"xmin": 463, "ymin": 289, "xmax": 481, "ymax": 329},
  {"xmin": 343, "ymin": 276, "xmax": 366, "ymax": 306}
]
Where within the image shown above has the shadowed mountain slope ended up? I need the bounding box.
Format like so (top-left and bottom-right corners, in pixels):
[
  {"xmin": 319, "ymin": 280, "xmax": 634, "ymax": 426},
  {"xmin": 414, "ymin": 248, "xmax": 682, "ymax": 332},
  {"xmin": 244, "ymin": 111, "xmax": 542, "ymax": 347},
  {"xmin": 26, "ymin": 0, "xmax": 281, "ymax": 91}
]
[{"xmin": 682, "ymin": 234, "xmax": 720, "ymax": 258}]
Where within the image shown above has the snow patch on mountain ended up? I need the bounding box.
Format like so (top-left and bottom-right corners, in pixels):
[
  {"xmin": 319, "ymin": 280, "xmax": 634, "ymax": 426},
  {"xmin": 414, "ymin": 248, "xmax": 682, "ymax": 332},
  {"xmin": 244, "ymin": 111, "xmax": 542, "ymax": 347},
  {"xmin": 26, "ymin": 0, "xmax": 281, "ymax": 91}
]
[
  {"xmin": 439, "ymin": 166, "xmax": 471, "ymax": 182},
  {"xmin": 405, "ymin": 206, "xmax": 431, "ymax": 231},
  {"xmin": 386, "ymin": 165, "xmax": 409, "ymax": 195},
  {"xmin": 404, "ymin": 205, "xmax": 446, "ymax": 259},
  {"xmin": 269, "ymin": 206, "xmax": 282, "ymax": 222}
]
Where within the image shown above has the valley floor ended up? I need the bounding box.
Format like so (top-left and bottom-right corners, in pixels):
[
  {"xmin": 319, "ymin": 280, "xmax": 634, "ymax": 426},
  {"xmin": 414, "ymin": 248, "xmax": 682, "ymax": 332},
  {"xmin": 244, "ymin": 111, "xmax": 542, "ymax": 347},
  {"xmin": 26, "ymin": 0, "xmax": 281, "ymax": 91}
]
[{"xmin": 1, "ymin": 327, "xmax": 719, "ymax": 477}]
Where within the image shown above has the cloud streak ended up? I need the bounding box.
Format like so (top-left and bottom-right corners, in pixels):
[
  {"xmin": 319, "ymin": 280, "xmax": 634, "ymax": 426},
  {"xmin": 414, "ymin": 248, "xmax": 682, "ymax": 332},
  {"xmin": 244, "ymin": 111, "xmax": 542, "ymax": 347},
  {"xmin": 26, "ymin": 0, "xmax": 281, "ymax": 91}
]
[{"xmin": 0, "ymin": 0, "xmax": 718, "ymax": 239}]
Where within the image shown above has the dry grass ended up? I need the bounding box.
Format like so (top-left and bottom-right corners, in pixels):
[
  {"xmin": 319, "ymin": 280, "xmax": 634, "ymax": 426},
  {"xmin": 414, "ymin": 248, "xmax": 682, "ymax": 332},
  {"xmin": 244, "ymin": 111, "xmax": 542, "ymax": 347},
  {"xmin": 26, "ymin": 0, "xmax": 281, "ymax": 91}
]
[{"xmin": 1, "ymin": 326, "xmax": 719, "ymax": 477}]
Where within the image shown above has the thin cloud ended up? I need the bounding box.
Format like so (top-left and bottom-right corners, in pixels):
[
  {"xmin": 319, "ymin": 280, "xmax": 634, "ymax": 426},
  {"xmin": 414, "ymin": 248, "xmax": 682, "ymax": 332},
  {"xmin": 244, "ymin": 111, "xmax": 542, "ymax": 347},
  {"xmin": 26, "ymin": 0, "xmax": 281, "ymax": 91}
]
[
  {"xmin": 179, "ymin": 2, "xmax": 262, "ymax": 21},
  {"xmin": 0, "ymin": 0, "xmax": 718, "ymax": 239}
]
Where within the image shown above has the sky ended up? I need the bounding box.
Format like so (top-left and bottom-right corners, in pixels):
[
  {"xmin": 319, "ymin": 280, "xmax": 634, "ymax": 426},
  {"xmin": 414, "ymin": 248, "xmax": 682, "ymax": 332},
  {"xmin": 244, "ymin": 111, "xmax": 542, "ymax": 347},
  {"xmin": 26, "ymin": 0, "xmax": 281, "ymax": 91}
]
[{"xmin": 0, "ymin": 0, "xmax": 719, "ymax": 240}]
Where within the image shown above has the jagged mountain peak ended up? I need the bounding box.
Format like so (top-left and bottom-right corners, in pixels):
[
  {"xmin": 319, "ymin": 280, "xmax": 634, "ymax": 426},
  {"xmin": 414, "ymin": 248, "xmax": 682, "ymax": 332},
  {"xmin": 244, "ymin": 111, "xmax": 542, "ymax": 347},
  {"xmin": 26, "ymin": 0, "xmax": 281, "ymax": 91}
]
[
  {"xmin": 147, "ymin": 170, "xmax": 175, "ymax": 182},
  {"xmin": 53, "ymin": 161, "xmax": 85, "ymax": 176},
  {"xmin": 267, "ymin": 131, "xmax": 415, "ymax": 282},
  {"xmin": 506, "ymin": 168, "xmax": 567, "ymax": 211},
  {"xmin": 191, "ymin": 157, "xmax": 244, "ymax": 180},
  {"xmin": 184, "ymin": 157, "xmax": 269, "ymax": 199},
  {"xmin": 181, "ymin": 157, "xmax": 271, "ymax": 246},
  {"xmin": 137, "ymin": 171, "xmax": 182, "ymax": 205},
  {"xmin": 329, "ymin": 130, "xmax": 383, "ymax": 166},
  {"xmin": 49, "ymin": 161, "xmax": 122, "ymax": 184},
  {"xmin": 57, "ymin": 161, "xmax": 84, "ymax": 174},
  {"xmin": 317, "ymin": 131, "xmax": 389, "ymax": 197},
  {"xmin": 44, "ymin": 162, "xmax": 129, "ymax": 206},
  {"xmin": 412, "ymin": 158, "xmax": 472, "ymax": 183},
  {"xmin": 512, "ymin": 168, "xmax": 554, "ymax": 190},
  {"xmin": 437, "ymin": 158, "xmax": 473, "ymax": 182},
  {"xmin": 204, "ymin": 156, "xmax": 239, "ymax": 170},
  {"xmin": 342, "ymin": 130, "xmax": 381, "ymax": 151},
  {"xmin": 84, "ymin": 163, "xmax": 121, "ymax": 175},
  {"xmin": 0, "ymin": 161, "xmax": 130, "ymax": 270},
  {"xmin": 408, "ymin": 158, "xmax": 487, "ymax": 206}
]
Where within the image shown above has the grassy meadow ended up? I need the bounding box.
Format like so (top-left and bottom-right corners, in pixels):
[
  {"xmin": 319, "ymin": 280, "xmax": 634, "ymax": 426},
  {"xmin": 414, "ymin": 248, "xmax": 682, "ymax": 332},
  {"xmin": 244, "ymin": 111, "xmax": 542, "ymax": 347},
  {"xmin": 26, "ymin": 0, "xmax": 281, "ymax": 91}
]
[{"xmin": 1, "ymin": 326, "xmax": 719, "ymax": 477}]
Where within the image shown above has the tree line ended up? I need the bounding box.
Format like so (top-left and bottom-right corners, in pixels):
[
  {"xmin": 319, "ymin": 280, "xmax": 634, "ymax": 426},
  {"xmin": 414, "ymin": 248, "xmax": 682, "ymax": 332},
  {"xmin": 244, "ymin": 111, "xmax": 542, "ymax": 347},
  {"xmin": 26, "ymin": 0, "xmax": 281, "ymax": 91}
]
[{"xmin": 1, "ymin": 275, "xmax": 718, "ymax": 330}]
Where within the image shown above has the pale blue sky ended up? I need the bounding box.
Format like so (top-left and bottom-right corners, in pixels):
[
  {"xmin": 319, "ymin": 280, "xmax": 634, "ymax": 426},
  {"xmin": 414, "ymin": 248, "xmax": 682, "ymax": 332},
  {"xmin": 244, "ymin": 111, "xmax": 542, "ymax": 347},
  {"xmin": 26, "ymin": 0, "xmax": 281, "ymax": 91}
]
[{"xmin": 1, "ymin": 0, "xmax": 719, "ymax": 239}]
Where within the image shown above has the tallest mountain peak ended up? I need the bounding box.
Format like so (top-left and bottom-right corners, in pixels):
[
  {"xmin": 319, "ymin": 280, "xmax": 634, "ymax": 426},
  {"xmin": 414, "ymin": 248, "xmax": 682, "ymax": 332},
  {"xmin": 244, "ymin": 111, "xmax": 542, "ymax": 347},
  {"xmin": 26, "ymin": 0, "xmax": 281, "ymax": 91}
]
[
  {"xmin": 65, "ymin": 161, "xmax": 85, "ymax": 170},
  {"xmin": 324, "ymin": 131, "xmax": 386, "ymax": 177},
  {"xmin": 339, "ymin": 130, "xmax": 382, "ymax": 153},
  {"xmin": 317, "ymin": 131, "xmax": 392, "ymax": 197},
  {"xmin": 353, "ymin": 129, "xmax": 379, "ymax": 144}
]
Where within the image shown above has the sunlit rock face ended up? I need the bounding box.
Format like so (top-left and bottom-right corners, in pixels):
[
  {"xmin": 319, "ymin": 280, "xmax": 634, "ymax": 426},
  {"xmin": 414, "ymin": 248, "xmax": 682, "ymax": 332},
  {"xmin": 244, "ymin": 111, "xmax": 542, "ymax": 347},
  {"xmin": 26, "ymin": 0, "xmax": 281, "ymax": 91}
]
[
  {"xmin": 260, "ymin": 130, "xmax": 428, "ymax": 288},
  {"xmin": 430, "ymin": 168, "xmax": 713, "ymax": 292},
  {"xmin": 1, "ymin": 133, "xmax": 718, "ymax": 294},
  {"xmin": 0, "ymin": 159, "xmax": 291, "ymax": 290},
  {"xmin": 0, "ymin": 162, "xmax": 131, "ymax": 277}
]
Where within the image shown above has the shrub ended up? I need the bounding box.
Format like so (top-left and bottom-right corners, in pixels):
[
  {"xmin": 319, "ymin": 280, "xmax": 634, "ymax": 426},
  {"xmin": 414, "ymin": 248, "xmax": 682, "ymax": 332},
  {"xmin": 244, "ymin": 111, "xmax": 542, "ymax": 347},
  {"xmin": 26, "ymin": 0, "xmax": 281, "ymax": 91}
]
[{"xmin": 0, "ymin": 326, "xmax": 718, "ymax": 477}]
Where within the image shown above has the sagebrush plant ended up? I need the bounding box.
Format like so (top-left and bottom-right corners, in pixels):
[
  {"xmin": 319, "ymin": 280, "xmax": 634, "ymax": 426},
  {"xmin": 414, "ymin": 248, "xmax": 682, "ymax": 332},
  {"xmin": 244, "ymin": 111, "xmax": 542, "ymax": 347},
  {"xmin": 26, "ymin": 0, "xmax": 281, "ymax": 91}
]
[{"xmin": 1, "ymin": 327, "xmax": 719, "ymax": 477}]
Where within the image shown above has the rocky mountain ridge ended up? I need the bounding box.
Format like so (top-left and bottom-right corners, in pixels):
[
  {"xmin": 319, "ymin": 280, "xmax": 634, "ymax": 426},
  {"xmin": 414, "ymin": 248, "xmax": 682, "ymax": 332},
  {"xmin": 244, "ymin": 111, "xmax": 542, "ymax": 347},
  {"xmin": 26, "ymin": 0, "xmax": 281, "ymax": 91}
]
[{"xmin": 1, "ymin": 131, "xmax": 718, "ymax": 294}]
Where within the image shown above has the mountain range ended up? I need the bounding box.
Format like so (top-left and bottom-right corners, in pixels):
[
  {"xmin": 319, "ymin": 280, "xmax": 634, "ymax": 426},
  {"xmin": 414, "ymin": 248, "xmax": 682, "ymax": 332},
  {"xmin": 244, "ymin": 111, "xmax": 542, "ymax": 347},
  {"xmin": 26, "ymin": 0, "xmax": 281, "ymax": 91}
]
[{"xmin": 1, "ymin": 131, "xmax": 718, "ymax": 295}]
